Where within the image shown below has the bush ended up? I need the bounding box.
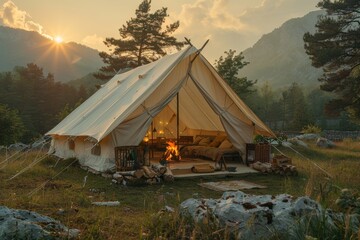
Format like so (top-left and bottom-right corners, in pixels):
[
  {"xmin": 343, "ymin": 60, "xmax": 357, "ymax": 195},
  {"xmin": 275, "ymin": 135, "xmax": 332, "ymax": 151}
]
[{"xmin": 301, "ymin": 124, "xmax": 322, "ymax": 134}]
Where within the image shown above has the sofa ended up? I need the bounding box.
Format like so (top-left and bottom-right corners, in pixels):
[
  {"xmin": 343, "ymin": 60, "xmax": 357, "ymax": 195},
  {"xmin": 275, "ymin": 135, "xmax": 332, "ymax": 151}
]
[{"xmin": 180, "ymin": 135, "xmax": 242, "ymax": 163}]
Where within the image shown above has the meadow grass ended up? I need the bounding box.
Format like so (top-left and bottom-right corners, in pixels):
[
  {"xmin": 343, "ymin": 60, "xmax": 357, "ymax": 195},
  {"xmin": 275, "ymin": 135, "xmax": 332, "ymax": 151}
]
[{"xmin": 0, "ymin": 140, "xmax": 359, "ymax": 239}]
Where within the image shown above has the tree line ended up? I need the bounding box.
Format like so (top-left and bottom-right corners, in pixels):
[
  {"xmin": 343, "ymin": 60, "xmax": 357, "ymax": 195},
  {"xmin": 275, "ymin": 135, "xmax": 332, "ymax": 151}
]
[{"xmin": 0, "ymin": 64, "xmax": 88, "ymax": 144}]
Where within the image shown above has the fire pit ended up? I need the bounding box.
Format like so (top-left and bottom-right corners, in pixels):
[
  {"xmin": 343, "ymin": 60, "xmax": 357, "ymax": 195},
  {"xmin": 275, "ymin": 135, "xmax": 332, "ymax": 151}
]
[{"xmin": 160, "ymin": 140, "xmax": 181, "ymax": 165}]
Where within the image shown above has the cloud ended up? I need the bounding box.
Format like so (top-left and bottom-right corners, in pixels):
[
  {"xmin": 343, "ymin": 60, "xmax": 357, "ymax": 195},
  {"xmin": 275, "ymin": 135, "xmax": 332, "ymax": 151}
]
[
  {"xmin": 0, "ymin": 0, "xmax": 44, "ymax": 34},
  {"xmin": 81, "ymin": 34, "xmax": 107, "ymax": 52},
  {"xmin": 171, "ymin": 0, "xmax": 316, "ymax": 62}
]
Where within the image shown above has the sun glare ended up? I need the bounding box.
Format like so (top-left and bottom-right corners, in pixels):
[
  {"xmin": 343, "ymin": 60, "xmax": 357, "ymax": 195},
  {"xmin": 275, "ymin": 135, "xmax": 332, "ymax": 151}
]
[{"xmin": 54, "ymin": 36, "xmax": 63, "ymax": 43}]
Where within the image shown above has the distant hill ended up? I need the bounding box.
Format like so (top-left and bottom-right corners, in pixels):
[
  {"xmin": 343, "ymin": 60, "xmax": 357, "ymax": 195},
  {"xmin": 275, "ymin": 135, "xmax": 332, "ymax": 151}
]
[
  {"xmin": 0, "ymin": 26, "xmax": 103, "ymax": 82},
  {"xmin": 68, "ymin": 73, "xmax": 104, "ymax": 94},
  {"xmin": 241, "ymin": 10, "xmax": 324, "ymax": 89}
]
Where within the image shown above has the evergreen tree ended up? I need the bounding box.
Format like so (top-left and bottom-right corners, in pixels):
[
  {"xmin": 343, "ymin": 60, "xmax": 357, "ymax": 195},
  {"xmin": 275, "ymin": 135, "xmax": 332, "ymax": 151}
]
[
  {"xmin": 304, "ymin": 0, "xmax": 360, "ymax": 121},
  {"xmin": 0, "ymin": 104, "xmax": 25, "ymax": 145},
  {"xmin": 95, "ymin": 0, "xmax": 184, "ymax": 80},
  {"xmin": 280, "ymin": 83, "xmax": 310, "ymax": 131},
  {"xmin": 215, "ymin": 49, "xmax": 256, "ymax": 97}
]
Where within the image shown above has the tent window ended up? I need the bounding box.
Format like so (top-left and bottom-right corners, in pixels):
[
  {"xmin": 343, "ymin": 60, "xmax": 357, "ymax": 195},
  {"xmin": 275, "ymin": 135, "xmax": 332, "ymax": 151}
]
[
  {"xmin": 68, "ymin": 139, "xmax": 75, "ymax": 150},
  {"xmin": 91, "ymin": 144, "xmax": 101, "ymax": 156}
]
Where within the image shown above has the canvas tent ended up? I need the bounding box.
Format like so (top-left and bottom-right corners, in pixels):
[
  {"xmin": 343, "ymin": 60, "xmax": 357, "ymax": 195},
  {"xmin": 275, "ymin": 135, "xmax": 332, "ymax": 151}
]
[{"xmin": 47, "ymin": 45, "xmax": 274, "ymax": 172}]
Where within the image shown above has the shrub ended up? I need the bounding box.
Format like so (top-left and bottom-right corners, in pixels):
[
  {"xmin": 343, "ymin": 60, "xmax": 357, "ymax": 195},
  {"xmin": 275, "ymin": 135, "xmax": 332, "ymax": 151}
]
[{"xmin": 301, "ymin": 124, "xmax": 322, "ymax": 134}]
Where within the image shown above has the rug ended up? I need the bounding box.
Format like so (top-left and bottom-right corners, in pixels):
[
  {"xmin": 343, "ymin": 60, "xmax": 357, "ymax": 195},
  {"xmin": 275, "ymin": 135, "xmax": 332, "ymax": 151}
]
[
  {"xmin": 172, "ymin": 168, "xmax": 193, "ymax": 175},
  {"xmin": 198, "ymin": 180, "xmax": 266, "ymax": 191}
]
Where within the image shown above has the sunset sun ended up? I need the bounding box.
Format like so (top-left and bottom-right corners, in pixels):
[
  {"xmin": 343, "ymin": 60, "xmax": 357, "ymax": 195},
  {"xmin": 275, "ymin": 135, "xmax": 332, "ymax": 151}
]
[{"xmin": 54, "ymin": 36, "xmax": 63, "ymax": 43}]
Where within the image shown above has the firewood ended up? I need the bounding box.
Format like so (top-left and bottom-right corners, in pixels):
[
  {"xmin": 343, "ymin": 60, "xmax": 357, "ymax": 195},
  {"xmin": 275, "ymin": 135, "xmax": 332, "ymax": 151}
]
[
  {"xmin": 152, "ymin": 164, "xmax": 167, "ymax": 175},
  {"xmin": 142, "ymin": 166, "xmax": 157, "ymax": 178},
  {"xmin": 112, "ymin": 173, "xmax": 124, "ymax": 183},
  {"xmin": 116, "ymin": 169, "xmax": 144, "ymax": 179},
  {"xmin": 163, "ymin": 167, "xmax": 174, "ymax": 182}
]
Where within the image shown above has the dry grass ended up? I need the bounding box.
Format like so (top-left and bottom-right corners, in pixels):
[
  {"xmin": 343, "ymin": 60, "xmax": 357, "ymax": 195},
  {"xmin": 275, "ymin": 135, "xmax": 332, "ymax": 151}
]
[{"xmin": 0, "ymin": 140, "xmax": 359, "ymax": 239}]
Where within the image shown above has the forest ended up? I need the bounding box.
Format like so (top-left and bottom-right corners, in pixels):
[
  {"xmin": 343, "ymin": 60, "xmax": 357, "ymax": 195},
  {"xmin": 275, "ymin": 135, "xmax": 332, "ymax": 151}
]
[{"xmin": 0, "ymin": 63, "xmax": 89, "ymax": 144}]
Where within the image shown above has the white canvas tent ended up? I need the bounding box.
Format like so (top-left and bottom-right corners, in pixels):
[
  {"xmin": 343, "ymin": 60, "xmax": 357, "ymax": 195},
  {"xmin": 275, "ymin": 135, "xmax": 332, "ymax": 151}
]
[{"xmin": 47, "ymin": 45, "xmax": 274, "ymax": 172}]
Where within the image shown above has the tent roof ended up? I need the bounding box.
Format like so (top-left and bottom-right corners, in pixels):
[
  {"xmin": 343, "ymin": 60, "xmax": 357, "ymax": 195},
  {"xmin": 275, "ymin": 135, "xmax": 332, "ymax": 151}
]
[{"xmin": 47, "ymin": 46, "xmax": 274, "ymax": 144}]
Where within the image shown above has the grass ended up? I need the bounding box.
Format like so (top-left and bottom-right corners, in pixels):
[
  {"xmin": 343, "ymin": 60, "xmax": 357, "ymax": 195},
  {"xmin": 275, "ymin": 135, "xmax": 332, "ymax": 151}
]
[{"xmin": 0, "ymin": 140, "xmax": 360, "ymax": 239}]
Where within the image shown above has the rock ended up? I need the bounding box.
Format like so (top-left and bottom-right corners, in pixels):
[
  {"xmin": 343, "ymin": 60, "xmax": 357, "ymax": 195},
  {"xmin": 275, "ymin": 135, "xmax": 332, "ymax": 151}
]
[
  {"xmin": 288, "ymin": 138, "xmax": 308, "ymax": 148},
  {"xmin": 180, "ymin": 191, "xmax": 359, "ymax": 240},
  {"xmin": 316, "ymin": 137, "xmax": 335, "ymax": 148},
  {"xmin": 8, "ymin": 142, "xmax": 29, "ymax": 152},
  {"xmin": 297, "ymin": 134, "xmax": 320, "ymax": 140},
  {"xmin": 31, "ymin": 136, "xmax": 51, "ymax": 151},
  {"xmin": 0, "ymin": 205, "xmax": 79, "ymax": 239},
  {"xmin": 281, "ymin": 141, "xmax": 293, "ymax": 147}
]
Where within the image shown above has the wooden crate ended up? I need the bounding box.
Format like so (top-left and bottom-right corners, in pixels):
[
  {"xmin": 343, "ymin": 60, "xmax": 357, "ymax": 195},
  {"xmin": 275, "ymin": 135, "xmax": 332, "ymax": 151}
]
[
  {"xmin": 255, "ymin": 144, "xmax": 271, "ymax": 163},
  {"xmin": 246, "ymin": 143, "xmax": 271, "ymax": 165},
  {"xmin": 115, "ymin": 146, "xmax": 144, "ymax": 171}
]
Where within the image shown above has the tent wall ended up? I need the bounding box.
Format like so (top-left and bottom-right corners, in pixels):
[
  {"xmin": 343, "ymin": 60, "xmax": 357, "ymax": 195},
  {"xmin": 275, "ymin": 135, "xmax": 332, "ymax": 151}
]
[{"xmin": 51, "ymin": 135, "xmax": 115, "ymax": 172}]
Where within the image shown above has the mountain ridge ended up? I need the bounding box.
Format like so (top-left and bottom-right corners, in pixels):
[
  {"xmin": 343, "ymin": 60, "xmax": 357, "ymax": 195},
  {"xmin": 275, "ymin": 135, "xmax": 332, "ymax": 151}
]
[
  {"xmin": 0, "ymin": 26, "xmax": 103, "ymax": 82},
  {"xmin": 241, "ymin": 10, "xmax": 324, "ymax": 89}
]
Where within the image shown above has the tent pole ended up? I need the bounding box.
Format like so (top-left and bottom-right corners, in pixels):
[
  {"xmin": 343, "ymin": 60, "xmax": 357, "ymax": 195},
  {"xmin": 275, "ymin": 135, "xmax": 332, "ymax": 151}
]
[{"xmin": 177, "ymin": 93, "xmax": 180, "ymax": 155}]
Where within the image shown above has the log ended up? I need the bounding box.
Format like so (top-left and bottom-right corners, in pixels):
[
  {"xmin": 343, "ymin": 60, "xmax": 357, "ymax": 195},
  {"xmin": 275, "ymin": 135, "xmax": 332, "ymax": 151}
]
[
  {"xmin": 163, "ymin": 167, "xmax": 174, "ymax": 182},
  {"xmin": 116, "ymin": 169, "xmax": 144, "ymax": 179},
  {"xmin": 152, "ymin": 164, "xmax": 167, "ymax": 175},
  {"xmin": 142, "ymin": 166, "xmax": 157, "ymax": 178}
]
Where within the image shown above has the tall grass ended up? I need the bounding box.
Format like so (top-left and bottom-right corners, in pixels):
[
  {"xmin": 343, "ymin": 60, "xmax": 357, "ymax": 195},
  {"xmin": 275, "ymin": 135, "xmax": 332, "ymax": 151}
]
[{"xmin": 1, "ymin": 140, "xmax": 360, "ymax": 239}]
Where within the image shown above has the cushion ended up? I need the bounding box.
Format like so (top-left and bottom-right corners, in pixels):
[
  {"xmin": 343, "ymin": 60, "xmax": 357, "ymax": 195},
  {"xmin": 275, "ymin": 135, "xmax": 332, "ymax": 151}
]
[
  {"xmin": 218, "ymin": 139, "xmax": 233, "ymax": 149},
  {"xmin": 198, "ymin": 137, "xmax": 211, "ymax": 146},
  {"xmin": 193, "ymin": 136, "xmax": 203, "ymax": 145},
  {"xmin": 209, "ymin": 135, "xmax": 227, "ymax": 147}
]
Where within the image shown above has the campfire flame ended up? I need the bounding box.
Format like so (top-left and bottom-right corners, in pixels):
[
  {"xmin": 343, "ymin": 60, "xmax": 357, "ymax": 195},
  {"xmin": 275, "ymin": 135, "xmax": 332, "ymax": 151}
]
[{"xmin": 163, "ymin": 140, "xmax": 181, "ymax": 161}]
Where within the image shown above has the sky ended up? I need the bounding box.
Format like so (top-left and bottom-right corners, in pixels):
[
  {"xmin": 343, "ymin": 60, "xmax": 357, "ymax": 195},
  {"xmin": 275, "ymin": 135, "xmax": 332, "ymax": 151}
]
[{"xmin": 0, "ymin": 0, "xmax": 318, "ymax": 62}]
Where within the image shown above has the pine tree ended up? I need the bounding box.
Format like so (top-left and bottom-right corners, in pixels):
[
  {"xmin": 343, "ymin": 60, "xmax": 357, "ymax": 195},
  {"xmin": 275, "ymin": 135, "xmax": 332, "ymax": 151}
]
[
  {"xmin": 214, "ymin": 49, "xmax": 256, "ymax": 97},
  {"xmin": 95, "ymin": 0, "xmax": 184, "ymax": 80},
  {"xmin": 0, "ymin": 104, "xmax": 25, "ymax": 145},
  {"xmin": 304, "ymin": 0, "xmax": 360, "ymax": 121}
]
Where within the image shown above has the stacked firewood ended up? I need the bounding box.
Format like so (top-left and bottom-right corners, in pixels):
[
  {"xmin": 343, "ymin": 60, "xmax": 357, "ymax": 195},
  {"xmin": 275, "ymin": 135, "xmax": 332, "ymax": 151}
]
[
  {"xmin": 111, "ymin": 164, "xmax": 174, "ymax": 185},
  {"xmin": 251, "ymin": 155, "xmax": 298, "ymax": 176}
]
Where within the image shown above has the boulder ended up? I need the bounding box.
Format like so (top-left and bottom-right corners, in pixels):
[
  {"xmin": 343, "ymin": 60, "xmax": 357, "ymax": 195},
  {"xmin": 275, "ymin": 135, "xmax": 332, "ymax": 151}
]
[
  {"xmin": 7, "ymin": 143, "xmax": 29, "ymax": 152},
  {"xmin": 0, "ymin": 206, "xmax": 79, "ymax": 240},
  {"xmin": 297, "ymin": 134, "xmax": 320, "ymax": 140},
  {"xmin": 288, "ymin": 138, "xmax": 308, "ymax": 148},
  {"xmin": 316, "ymin": 137, "xmax": 335, "ymax": 148},
  {"xmin": 180, "ymin": 191, "xmax": 359, "ymax": 240}
]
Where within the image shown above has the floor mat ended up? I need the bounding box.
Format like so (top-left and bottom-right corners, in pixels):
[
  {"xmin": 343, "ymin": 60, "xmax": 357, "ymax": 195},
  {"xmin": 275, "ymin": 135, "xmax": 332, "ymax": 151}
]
[
  {"xmin": 198, "ymin": 180, "xmax": 266, "ymax": 191},
  {"xmin": 172, "ymin": 168, "xmax": 193, "ymax": 175}
]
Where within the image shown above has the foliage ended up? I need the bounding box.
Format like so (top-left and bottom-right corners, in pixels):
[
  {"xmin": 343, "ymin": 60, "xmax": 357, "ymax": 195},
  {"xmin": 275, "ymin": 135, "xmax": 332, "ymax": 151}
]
[
  {"xmin": 214, "ymin": 49, "xmax": 256, "ymax": 97},
  {"xmin": 304, "ymin": 0, "xmax": 360, "ymax": 121},
  {"xmin": 0, "ymin": 104, "xmax": 25, "ymax": 145},
  {"xmin": 301, "ymin": 124, "xmax": 322, "ymax": 134},
  {"xmin": 95, "ymin": 0, "xmax": 184, "ymax": 80},
  {"xmin": 0, "ymin": 64, "xmax": 88, "ymax": 142},
  {"xmin": 281, "ymin": 83, "xmax": 311, "ymax": 131},
  {"xmin": 335, "ymin": 189, "xmax": 360, "ymax": 214}
]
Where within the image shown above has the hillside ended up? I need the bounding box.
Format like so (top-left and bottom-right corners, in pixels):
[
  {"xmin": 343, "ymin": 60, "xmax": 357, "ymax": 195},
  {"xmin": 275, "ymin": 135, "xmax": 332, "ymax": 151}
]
[
  {"xmin": 241, "ymin": 10, "xmax": 324, "ymax": 89},
  {"xmin": 0, "ymin": 26, "xmax": 103, "ymax": 82}
]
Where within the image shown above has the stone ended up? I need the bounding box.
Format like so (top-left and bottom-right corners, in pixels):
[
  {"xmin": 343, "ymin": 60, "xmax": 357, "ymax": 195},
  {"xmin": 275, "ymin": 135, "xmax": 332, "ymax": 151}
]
[
  {"xmin": 0, "ymin": 206, "xmax": 79, "ymax": 239},
  {"xmin": 180, "ymin": 191, "xmax": 359, "ymax": 240},
  {"xmin": 316, "ymin": 137, "xmax": 335, "ymax": 148}
]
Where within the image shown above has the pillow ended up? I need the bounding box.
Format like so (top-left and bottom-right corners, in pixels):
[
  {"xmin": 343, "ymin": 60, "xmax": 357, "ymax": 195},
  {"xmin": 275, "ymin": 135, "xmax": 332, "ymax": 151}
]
[
  {"xmin": 209, "ymin": 135, "xmax": 227, "ymax": 147},
  {"xmin": 198, "ymin": 137, "xmax": 211, "ymax": 146},
  {"xmin": 193, "ymin": 136, "xmax": 203, "ymax": 145},
  {"xmin": 218, "ymin": 139, "xmax": 233, "ymax": 149}
]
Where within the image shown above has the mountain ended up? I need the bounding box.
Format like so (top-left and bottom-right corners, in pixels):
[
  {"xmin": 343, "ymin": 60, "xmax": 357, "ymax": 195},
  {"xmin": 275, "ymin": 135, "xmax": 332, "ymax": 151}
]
[
  {"xmin": 0, "ymin": 26, "xmax": 103, "ymax": 82},
  {"xmin": 241, "ymin": 10, "xmax": 324, "ymax": 89}
]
